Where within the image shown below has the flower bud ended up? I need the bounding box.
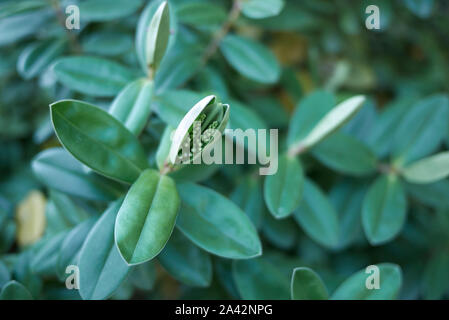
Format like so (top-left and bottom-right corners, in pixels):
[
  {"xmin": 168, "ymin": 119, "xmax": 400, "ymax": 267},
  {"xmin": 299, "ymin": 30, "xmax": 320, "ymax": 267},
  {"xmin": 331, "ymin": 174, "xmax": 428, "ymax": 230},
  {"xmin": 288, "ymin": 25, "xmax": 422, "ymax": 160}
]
[{"xmin": 169, "ymin": 95, "xmax": 229, "ymax": 165}]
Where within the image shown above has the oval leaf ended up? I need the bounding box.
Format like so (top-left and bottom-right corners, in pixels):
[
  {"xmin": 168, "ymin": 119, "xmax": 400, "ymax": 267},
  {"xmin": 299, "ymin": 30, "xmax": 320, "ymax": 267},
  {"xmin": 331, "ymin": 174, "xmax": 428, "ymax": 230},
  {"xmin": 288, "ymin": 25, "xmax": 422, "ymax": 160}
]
[
  {"xmin": 291, "ymin": 95, "xmax": 366, "ymax": 152},
  {"xmin": 30, "ymin": 232, "xmax": 67, "ymax": 277},
  {"xmin": 115, "ymin": 169, "xmax": 180, "ymax": 265},
  {"xmin": 362, "ymin": 174, "xmax": 407, "ymax": 245},
  {"xmin": 402, "ymin": 152, "xmax": 449, "ymax": 184},
  {"xmin": 312, "ymin": 132, "xmax": 378, "ymax": 176},
  {"xmin": 56, "ymin": 218, "xmax": 96, "ymax": 280},
  {"xmin": 264, "ymin": 153, "xmax": 303, "ymax": 218},
  {"xmin": 0, "ymin": 261, "xmax": 11, "ymax": 288},
  {"xmin": 154, "ymin": 47, "xmax": 201, "ymax": 93},
  {"xmin": 17, "ymin": 39, "xmax": 66, "ymax": 79},
  {"xmin": 331, "ymin": 263, "xmax": 402, "ymax": 300},
  {"xmin": 78, "ymin": 200, "xmax": 130, "ymax": 300},
  {"xmin": 158, "ymin": 229, "xmax": 212, "ymax": 287},
  {"xmin": 392, "ymin": 94, "xmax": 449, "ymax": 164},
  {"xmin": 230, "ymin": 176, "xmax": 264, "ymax": 229},
  {"xmin": 109, "ymin": 78, "xmax": 154, "ymax": 135},
  {"xmin": 32, "ymin": 148, "xmax": 123, "ymax": 201},
  {"xmin": 0, "ymin": 281, "xmax": 33, "ymax": 300},
  {"xmin": 241, "ymin": 0, "xmax": 285, "ymax": 19},
  {"xmin": 293, "ymin": 179, "xmax": 339, "ymax": 249},
  {"xmin": 128, "ymin": 261, "xmax": 156, "ymax": 291},
  {"xmin": 53, "ymin": 56, "xmax": 136, "ymax": 97},
  {"xmin": 176, "ymin": 183, "xmax": 262, "ymax": 259},
  {"xmin": 287, "ymin": 90, "xmax": 335, "ymax": 147},
  {"xmin": 176, "ymin": 1, "xmax": 227, "ymax": 26},
  {"xmin": 50, "ymin": 99, "xmax": 148, "ymax": 184},
  {"xmin": 291, "ymin": 267, "xmax": 328, "ymax": 300},
  {"xmin": 262, "ymin": 213, "xmax": 298, "ymax": 250},
  {"xmin": 146, "ymin": 1, "xmax": 170, "ymax": 74},
  {"xmin": 233, "ymin": 257, "xmax": 290, "ymax": 299},
  {"xmin": 79, "ymin": 0, "xmax": 142, "ymax": 22},
  {"xmin": 220, "ymin": 35, "xmax": 280, "ymax": 84}
]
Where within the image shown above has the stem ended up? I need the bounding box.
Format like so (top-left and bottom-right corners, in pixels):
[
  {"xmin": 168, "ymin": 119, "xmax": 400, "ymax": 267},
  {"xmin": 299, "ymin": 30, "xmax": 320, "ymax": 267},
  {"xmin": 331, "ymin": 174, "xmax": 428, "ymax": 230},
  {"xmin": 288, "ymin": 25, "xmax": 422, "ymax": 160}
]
[
  {"xmin": 201, "ymin": 0, "xmax": 241, "ymax": 66},
  {"xmin": 50, "ymin": 0, "xmax": 81, "ymax": 54},
  {"xmin": 377, "ymin": 162, "xmax": 399, "ymax": 175},
  {"xmin": 287, "ymin": 142, "xmax": 307, "ymax": 158},
  {"xmin": 160, "ymin": 160, "xmax": 175, "ymax": 175}
]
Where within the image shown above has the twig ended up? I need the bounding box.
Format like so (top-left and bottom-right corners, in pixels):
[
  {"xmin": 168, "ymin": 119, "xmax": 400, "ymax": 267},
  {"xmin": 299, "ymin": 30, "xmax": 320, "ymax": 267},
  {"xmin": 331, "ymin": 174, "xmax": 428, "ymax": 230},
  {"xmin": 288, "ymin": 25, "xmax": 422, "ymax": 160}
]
[{"xmin": 201, "ymin": 0, "xmax": 241, "ymax": 66}]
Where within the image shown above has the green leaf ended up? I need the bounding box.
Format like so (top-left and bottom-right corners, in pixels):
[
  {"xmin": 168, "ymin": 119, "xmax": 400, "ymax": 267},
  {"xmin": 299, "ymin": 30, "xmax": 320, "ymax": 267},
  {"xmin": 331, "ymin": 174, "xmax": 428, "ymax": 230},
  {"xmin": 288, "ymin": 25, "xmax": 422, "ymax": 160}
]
[
  {"xmin": 79, "ymin": 0, "xmax": 143, "ymax": 22},
  {"xmin": 0, "ymin": 260, "xmax": 11, "ymax": 288},
  {"xmin": 56, "ymin": 218, "xmax": 96, "ymax": 280},
  {"xmin": 220, "ymin": 35, "xmax": 280, "ymax": 84},
  {"xmin": 128, "ymin": 261, "xmax": 156, "ymax": 291},
  {"xmin": 136, "ymin": 0, "xmax": 176, "ymax": 72},
  {"xmin": 422, "ymin": 249, "xmax": 449, "ymax": 299},
  {"xmin": 401, "ymin": 152, "xmax": 449, "ymax": 184},
  {"xmin": 241, "ymin": 0, "xmax": 285, "ymax": 19},
  {"xmin": 146, "ymin": 1, "xmax": 170, "ymax": 74},
  {"xmin": 158, "ymin": 229, "xmax": 212, "ymax": 287},
  {"xmin": 291, "ymin": 95, "xmax": 366, "ymax": 152},
  {"xmin": 331, "ymin": 263, "xmax": 402, "ymax": 300},
  {"xmin": 405, "ymin": 180, "xmax": 449, "ymax": 209},
  {"xmin": 169, "ymin": 163, "xmax": 220, "ymax": 183},
  {"xmin": 0, "ymin": 8, "xmax": 52, "ymax": 46},
  {"xmin": 78, "ymin": 200, "xmax": 130, "ymax": 300},
  {"xmin": 50, "ymin": 99, "xmax": 149, "ymax": 184},
  {"xmin": 226, "ymin": 98, "xmax": 268, "ymax": 157},
  {"xmin": 312, "ymin": 132, "xmax": 378, "ymax": 176},
  {"xmin": 45, "ymin": 190, "xmax": 89, "ymax": 234},
  {"xmin": 329, "ymin": 179, "xmax": 366, "ymax": 249},
  {"xmin": 0, "ymin": 1, "xmax": 48, "ymax": 19},
  {"xmin": 32, "ymin": 148, "xmax": 123, "ymax": 201},
  {"xmin": 30, "ymin": 232, "xmax": 67, "ymax": 277},
  {"xmin": 53, "ymin": 56, "xmax": 136, "ymax": 97},
  {"xmin": 362, "ymin": 174, "xmax": 407, "ymax": 245},
  {"xmin": 0, "ymin": 210, "xmax": 15, "ymax": 254},
  {"xmin": 11, "ymin": 251, "xmax": 43, "ymax": 298},
  {"xmin": 17, "ymin": 39, "xmax": 66, "ymax": 80},
  {"xmin": 109, "ymin": 78, "xmax": 154, "ymax": 135},
  {"xmin": 287, "ymin": 90, "xmax": 335, "ymax": 147},
  {"xmin": 154, "ymin": 48, "xmax": 201, "ymax": 93},
  {"xmin": 82, "ymin": 32, "xmax": 133, "ymax": 57},
  {"xmin": 176, "ymin": 1, "xmax": 226, "ymax": 26},
  {"xmin": 0, "ymin": 281, "xmax": 33, "ymax": 300},
  {"xmin": 293, "ymin": 179, "xmax": 339, "ymax": 249},
  {"xmin": 392, "ymin": 94, "xmax": 449, "ymax": 164},
  {"xmin": 153, "ymin": 89, "xmax": 203, "ymax": 127},
  {"xmin": 176, "ymin": 183, "xmax": 262, "ymax": 259},
  {"xmin": 115, "ymin": 169, "xmax": 180, "ymax": 265},
  {"xmin": 262, "ymin": 213, "xmax": 298, "ymax": 250},
  {"xmin": 291, "ymin": 267, "xmax": 328, "ymax": 300},
  {"xmin": 365, "ymin": 97, "xmax": 412, "ymax": 158},
  {"xmin": 233, "ymin": 257, "xmax": 290, "ymax": 299},
  {"xmin": 404, "ymin": 0, "xmax": 434, "ymax": 18},
  {"xmin": 215, "ymin": 258, "xmax": 240, "ymax": 298},
  {"xmin": 264, "ymin": 153, "xmax": 303, "ymax": 218},
  {"xmin": 230, "ymin": 176, "xmax": 264, "ymax": 228}
]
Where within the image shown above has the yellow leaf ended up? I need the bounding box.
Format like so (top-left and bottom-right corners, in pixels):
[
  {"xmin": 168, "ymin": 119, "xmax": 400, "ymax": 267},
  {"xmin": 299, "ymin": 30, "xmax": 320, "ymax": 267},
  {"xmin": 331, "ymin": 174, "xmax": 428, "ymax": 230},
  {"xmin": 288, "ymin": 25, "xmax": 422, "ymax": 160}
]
[
  {"xmin": 270, "ymin": 32, "xmax": 307, "ymax": 65},
  {"xmin": 16, "ymin": 190, "xmax": 46, "ymax": 247}
]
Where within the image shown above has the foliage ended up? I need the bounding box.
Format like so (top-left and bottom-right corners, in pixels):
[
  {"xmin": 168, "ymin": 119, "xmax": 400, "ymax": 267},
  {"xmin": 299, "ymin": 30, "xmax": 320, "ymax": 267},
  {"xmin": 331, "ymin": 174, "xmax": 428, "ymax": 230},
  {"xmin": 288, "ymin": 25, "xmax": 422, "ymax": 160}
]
[{"xmin": 1, "ymin": 0, "xmax": 449, "ymax": 300}]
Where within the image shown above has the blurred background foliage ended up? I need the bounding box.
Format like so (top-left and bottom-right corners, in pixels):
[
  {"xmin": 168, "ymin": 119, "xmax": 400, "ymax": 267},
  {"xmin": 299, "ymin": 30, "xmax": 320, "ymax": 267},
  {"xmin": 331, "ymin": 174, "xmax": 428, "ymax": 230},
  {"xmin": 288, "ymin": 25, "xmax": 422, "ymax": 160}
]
[{"xmin": 1, "ymin": 0, "xmax": 449, "ymax": 300}]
